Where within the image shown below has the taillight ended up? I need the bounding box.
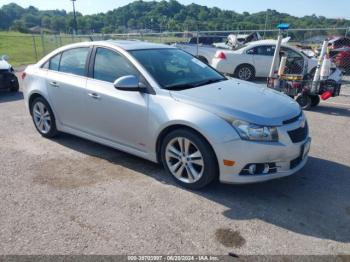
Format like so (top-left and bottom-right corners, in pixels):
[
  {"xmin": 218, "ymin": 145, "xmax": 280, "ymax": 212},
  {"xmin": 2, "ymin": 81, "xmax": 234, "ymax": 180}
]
[
  {"xmin": 216, "ymin": 51, "xmax": 226, "ymax": 60},
  {"xmin": 21, "ymin": 72, "xmax": 26, "ymax": 80}
]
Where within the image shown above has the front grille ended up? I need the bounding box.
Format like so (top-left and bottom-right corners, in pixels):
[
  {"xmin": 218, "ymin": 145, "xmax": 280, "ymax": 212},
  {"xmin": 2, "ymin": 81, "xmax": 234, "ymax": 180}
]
[
  {"xmin": 283, "ymin": 111, "xmax": 302, "ymax": 125},
  {"xmin": 288, "ymin": 122, "xmax": 308, "ymax": 143}
]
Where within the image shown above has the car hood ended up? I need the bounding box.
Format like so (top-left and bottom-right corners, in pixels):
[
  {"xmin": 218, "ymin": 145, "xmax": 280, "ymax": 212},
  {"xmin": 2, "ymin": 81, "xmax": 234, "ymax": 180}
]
[
  {"xmin": 0, "ymin": 60, "xmax": 10, "ymax": 70},
  {"xmin": 170, "ymin": 79, "xmax": 301, "ymax": 126}
]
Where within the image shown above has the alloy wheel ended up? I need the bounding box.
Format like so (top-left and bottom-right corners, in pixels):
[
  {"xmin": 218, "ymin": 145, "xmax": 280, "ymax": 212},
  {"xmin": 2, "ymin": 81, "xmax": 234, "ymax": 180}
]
[
  {"xmin": 165, "ymin": 137, "xmax": 205, "ymax": 184},
  {"xmin": 238, "ymin": 67, "xmax": 252, "ymax": 80},
  {"xmin": 33, "ymin": 101, "xmax": 52, "ymax": 134}
]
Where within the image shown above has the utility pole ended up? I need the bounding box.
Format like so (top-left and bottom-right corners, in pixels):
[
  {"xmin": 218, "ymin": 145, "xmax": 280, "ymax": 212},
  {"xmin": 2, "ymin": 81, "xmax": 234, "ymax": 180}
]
[
  {"xmin": 71, "ymin": 0, "xmax": 78, "ymax": 35},
  {"xmin": 263, "ymin": 10, "xmax": 268, "ymax": 39}
]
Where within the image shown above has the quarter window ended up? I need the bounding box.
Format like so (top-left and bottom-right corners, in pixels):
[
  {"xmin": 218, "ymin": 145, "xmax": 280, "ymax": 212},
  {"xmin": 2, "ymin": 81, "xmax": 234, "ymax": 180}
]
[
  {"xmin": 254, "ymin": 45, "xmax": 275, "ymax": 56},
  {"xmin": 48, "ymin": 53, "xmax": 61, "ymax": 71},
  {"xmin": 59, "ymin": 48, "xmax": 89, "ymax": 76},
  {"xmin": 93, "ymin": 48, "xmax": 138, "ymax": 83}
]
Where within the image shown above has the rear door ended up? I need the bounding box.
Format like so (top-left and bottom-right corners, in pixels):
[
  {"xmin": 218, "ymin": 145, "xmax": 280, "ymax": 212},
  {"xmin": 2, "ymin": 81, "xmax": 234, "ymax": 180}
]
[
  {"xmin": 46, "ymin": 47, "xmax": 91, "ymax": 130},
  {"xmin": 249, "ymin": 45, "xmax": 275, "ymax": 77}
]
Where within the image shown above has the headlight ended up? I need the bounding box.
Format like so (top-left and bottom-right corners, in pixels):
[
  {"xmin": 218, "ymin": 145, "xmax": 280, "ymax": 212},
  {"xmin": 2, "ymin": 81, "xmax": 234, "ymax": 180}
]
[{"xmin": 232, "ymin": 120, "xmax": 279, "ymax": 142}]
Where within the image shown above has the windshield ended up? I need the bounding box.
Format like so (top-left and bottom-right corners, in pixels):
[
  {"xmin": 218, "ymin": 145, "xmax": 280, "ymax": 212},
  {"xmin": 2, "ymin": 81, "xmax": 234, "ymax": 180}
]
[
  {"xmin": 130, "ymin": 48, "xmax": 226, "ymax": 90},
  {"xmin": 300, "ymin": 50, "xmax": 313, "ymax": 59}
]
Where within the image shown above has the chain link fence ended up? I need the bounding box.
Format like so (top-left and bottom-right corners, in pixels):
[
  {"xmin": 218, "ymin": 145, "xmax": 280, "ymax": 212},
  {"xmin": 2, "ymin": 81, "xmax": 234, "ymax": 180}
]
[{"xmin": 0, "ymin": 27, "xmax": 349, "ymax": 73}]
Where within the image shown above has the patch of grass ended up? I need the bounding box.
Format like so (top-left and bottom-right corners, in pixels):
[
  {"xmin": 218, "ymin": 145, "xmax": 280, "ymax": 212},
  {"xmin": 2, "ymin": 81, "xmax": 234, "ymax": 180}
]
[
  {"xmin": 0, "ymin": 31, "xmax": 89, "ymax": 67},
  {"xmin": 0, "ymin": 31, "xmax": 185, "ymax": 67}
]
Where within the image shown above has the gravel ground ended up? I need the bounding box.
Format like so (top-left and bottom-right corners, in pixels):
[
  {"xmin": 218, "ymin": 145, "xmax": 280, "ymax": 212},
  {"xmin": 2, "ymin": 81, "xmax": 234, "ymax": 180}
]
[{"xmin": 0, "ymin": 72, "xmax": 349, "ymax": 255}]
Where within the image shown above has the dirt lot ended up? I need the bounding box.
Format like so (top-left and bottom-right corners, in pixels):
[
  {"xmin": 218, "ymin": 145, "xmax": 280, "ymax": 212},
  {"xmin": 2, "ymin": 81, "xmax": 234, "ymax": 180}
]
[{"xmin": 0, "ymin": 73, "xmax": 349, "ymax": 255}]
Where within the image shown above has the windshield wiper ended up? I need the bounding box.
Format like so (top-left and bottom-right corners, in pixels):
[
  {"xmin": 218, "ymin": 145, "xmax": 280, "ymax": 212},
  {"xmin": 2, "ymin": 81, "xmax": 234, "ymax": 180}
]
[
  {"xmin": 192, "ymin": 78, "xmax": 226, "ymax": 87},
  {"xmin": 164, "ymin": 83, "xmax": 198, "ymax": 90},
  {"xmin": 164, "ymin": 78, "xmax": 226, "ymax": 90}
]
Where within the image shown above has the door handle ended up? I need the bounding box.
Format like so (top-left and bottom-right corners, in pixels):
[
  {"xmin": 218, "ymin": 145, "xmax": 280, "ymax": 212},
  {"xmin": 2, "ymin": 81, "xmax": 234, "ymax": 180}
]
[
  {"xmin": 49, "ymin": 81, "xmax": 59, "ymax": 87},
  {"xmin": 88, "ymin": 92, "xmax": 101, "ymax": 99}
]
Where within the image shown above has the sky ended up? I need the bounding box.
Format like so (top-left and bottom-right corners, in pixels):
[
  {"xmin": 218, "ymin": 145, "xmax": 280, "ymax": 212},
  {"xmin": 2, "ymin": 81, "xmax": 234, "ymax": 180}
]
[{"xmin": 0, "ymin": 0, "xmax": 349, "ymax": 19}]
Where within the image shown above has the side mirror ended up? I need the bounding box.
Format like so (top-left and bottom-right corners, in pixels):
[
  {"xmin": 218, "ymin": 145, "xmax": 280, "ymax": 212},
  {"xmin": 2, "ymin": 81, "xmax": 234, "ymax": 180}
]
[
  {"xmin": 1, "ymin": 55, "xmax": 9, "ymax": 61},
  {"xmin": 113, "ymin": 75, "xmax": 142, "ymax": 91}
]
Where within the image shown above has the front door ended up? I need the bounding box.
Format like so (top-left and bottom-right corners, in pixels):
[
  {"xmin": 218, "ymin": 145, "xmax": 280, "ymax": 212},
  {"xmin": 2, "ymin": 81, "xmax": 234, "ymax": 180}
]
[
  {"xmin": 251, "ymin": 45, "xmax": 275, "ymax": 77},
  {"xmin": 84, "ymin": 47, "xmax": 149, "ymax": 152}
]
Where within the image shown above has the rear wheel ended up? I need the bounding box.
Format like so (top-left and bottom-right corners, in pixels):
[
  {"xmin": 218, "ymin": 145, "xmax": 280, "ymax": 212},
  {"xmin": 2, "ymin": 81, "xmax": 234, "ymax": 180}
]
[
  {"xmin": 31, "ymin": 97, "xmax": 58, "ymax": 138},
  {"xmin": 235, "ymin": 65, "xmax": 255, "ymax": 81},
  {"xmin": 161, "ymin": 129, "xmax": 218, "ymax": 190},
  {"xmin": 296, "ymin": 95, "xmax": 312, "ymax": 110},
  {"xmin": 310, "ymin": 95, "xmax": 320, "ymax": 107}
]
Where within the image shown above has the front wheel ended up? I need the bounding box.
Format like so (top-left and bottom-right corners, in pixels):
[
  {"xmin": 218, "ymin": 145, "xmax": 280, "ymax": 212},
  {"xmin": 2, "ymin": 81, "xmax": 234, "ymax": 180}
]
[
  {"xmin": 161, "ymin": 129, "xmax": 218, "ymax": 190},
  {"xmin": 10, "ymin": 76, "xmax": 19, "ymax": 92},
  {"xmin": 31, "ymin": 97, "xmax": 58, "ymax": 138},
  {"xmin": 296, "ymin": 95, "xmax": 312, "ymax": 110}
]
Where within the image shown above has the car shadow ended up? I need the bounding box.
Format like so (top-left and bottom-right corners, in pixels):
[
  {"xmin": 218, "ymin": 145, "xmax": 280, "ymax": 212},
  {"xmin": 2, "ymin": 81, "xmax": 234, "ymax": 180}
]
[
  {"xmin": 309, "ymin": 104, "xmax": 350, "ymax": 117},
  {"xmin": 0, "ymin": 91, "xmax": 24, "ymax": 103},
  {"xmin": 53, "ymin": 133, "xmax": 350, "ymax": 243}
]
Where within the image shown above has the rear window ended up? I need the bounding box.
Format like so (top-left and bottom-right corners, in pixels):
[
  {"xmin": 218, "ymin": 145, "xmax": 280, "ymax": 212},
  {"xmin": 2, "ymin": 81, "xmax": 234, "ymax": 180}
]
[{"xmin": 59, "ymin": 48, "xmax": 89, "ymax": 76}]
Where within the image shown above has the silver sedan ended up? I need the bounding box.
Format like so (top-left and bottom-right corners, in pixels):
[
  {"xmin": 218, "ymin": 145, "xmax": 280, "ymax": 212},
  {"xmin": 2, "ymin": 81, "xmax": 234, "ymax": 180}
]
[{"xmin": 23, "ymin": 40, "xmax": 310, "ymax": 189}]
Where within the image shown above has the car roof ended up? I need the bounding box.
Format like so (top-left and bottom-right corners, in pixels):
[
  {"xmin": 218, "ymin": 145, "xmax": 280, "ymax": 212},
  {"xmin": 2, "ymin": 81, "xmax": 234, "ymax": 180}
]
[
  {"xmin": 246, "ymin": 39, "xmax": 279, "ymax": 46},
  {"xmin": 97, "ymin": 40, "xmax": 174, "ymax": 51},
  {"xmin": 58, "ymin": 40, "xmax": 174, "ymax": 52}
]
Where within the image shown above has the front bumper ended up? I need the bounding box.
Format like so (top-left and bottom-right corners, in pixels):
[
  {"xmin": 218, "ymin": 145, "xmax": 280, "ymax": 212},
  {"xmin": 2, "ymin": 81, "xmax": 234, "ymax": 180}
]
[{"xmin": 213, "ymin": 117, "xmax": 310, "ymax": 184}]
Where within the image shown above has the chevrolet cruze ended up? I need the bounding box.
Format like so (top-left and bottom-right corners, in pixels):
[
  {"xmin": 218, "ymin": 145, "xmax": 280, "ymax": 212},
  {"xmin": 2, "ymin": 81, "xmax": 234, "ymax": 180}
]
[{"xmin": 23, "ymin": 40, "xmax": 311, "ymax": 189}]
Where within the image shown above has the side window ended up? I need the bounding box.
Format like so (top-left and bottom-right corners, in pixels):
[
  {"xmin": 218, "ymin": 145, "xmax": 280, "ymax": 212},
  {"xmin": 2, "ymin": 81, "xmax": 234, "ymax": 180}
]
[
  {"xmin": 93, "ymin": 48, "xmax": 138, "ymax": 83},
  {"xmin": 49, "ymin": 53, "xmax": 61, "ymax": 71},
  {"xmin": 255, "ymin": 45, "xmax": 275, "ymax": 56},
  {"xmin": 59, "ymin": 48, "xmax": 89, "ymax": 76},
  {"xmin": 281, "ymin": 47, "xmax": 302, "ymax": 59},
  {"xmin": 42, "ymin": 61, "xmax": 49, "ymax": 69},
  {"xmin": 246, "ymin": 48, "xmax": 255, "ymax": 55}
]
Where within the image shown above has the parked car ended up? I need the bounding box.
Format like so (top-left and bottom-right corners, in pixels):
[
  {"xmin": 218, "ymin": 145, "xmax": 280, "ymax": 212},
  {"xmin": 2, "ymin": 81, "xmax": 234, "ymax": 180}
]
[
  {"xmin": 0, "ymin": 55, "xmax": 19, "ymax": 92},
  {"xmin": 188, "ymin": 35, "xmax": 228, "ymax": 45},
  {"xmin": 329, "ymin": 46, "xmax": 350, "ymax": 72},
  {"xmin": 23, "ymin": 41, "xmax": 310, "ymax": 189},
  {"xmin": 328, "ymin": 36, "xmax": 350, "ymax": 50},
  {"xmin": 174, "ymin": 33, "xmax": 262, "ymax": 64},
  {"xmin": 211, "ymin": 40, "xmax": 335, "ymax": 81},
  {"xmin": 213, "ymin": 32, "xmax": 262, "ymax": 49},
  {"xmin": 173, "ymin": 42, "xmax": 220, "ymax": 64},
  {"xmin": 173, "ymin": 36, "xmax": 229, "ymax": 64}
]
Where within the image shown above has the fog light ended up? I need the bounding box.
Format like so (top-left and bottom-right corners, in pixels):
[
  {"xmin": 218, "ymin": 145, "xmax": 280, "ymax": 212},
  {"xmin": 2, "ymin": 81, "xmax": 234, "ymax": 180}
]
[
  {"xmin": 262, "ymin": 164, "xmax": 270, "ymax": 174},
  {"xmin": 248, "ymin": 164, "xmax": 257, "ymax": 175}
]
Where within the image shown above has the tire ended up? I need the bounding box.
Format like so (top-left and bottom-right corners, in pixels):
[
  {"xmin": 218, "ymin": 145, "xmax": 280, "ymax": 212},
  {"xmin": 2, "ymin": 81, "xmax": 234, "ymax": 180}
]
[
  {"xmin": 296, "ymin": 95, "xmax": 312, "ymax": 110},
  {"xmin": 235, "ymin": 64, "xmax": 255, "ymax": 81},
  {"xmin": 10, "ymin": 76, "xmax": 19, "ymax": 92},
  {"xmin": 310, "ymin": 95, "xmax": 320, "ymax": 107},
  {"xmin": 161, "ymin": 129, "xmax": 218, "ymax": 190},
  {"xmin": 31, "ymin": 97, "xmax": 58, "ymax": 138},
  {"xmin": 198, "ymin": 56, "xmax": 208, "ymax": 64}
]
